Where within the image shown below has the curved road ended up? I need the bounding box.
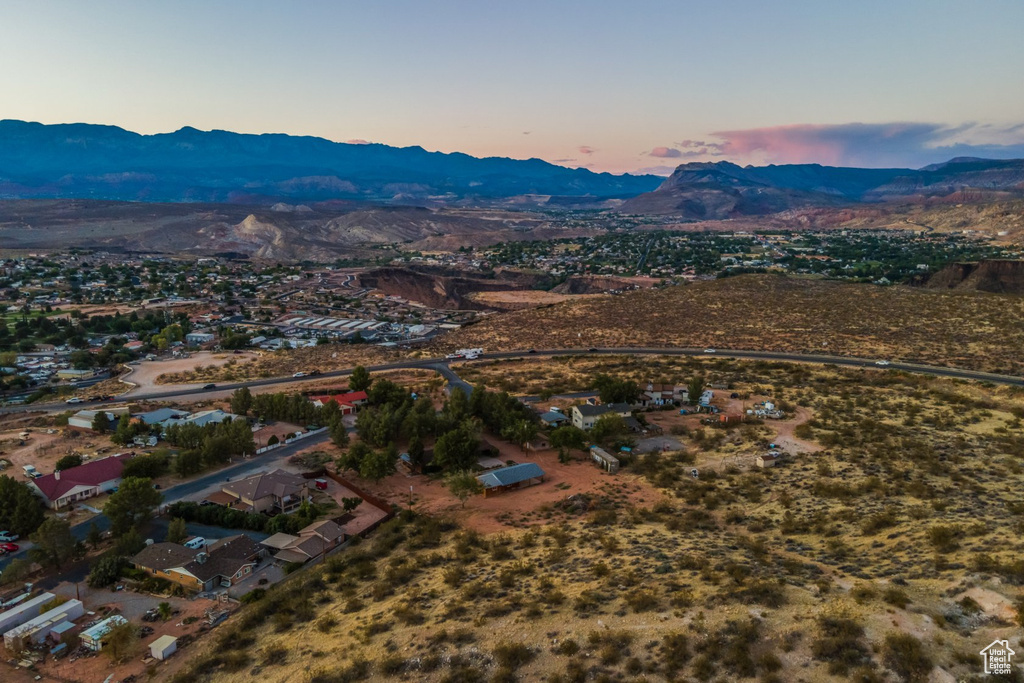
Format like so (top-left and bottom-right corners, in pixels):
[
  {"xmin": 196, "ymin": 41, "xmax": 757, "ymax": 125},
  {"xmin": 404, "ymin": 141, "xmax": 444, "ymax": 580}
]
[{"xmin": 3, "ymin": 347, "xmax": 1022, "ymax": 415}]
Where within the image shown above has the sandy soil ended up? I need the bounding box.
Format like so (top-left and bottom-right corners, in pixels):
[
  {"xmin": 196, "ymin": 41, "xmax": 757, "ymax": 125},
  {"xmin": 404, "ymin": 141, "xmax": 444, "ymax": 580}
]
[
  {"xmin": 466, "ymin": 290, "xmax": 602, "ymax": 307},
  {"xmin": 35, "ymin": 584, "xmax": 227, "ymax": 683},
  {"xmin": 125, "ymin": 351, "xmax": 258, "ymax": 392},
  {"xmin": 362, "ymin": 438, "xmax": 662, "ymax": 534},
  {"xmin": 0, "ymin": 427, "xmax": 112, "ymax": 479}
]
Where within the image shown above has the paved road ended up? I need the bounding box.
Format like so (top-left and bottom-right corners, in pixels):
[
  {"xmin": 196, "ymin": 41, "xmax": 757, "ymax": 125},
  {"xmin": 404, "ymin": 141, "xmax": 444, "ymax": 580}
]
[
  {"xmin": 0, "ymin": 432, "xmax": 329, "ymax": 572},
  {"xmin": 4, "ymin": 347, "xmax": 1021, "ymax": 416}
]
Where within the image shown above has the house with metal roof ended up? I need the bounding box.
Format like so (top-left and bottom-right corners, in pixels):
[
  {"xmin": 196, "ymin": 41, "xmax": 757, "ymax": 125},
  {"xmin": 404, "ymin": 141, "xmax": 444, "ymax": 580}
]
[
  {"xmin": 80, "ymin": 614, "xmax": 127, "ymax": 651},
  {"xmin": 476, "ymin": 462, "xmax": 546, "ymax": 497}
]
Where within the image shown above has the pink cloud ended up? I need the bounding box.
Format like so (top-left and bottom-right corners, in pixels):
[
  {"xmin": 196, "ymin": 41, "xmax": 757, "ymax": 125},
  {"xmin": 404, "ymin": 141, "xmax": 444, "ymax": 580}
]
[
  {"xmin": 578, "ymin": 145, "xmax": 596, "ymax": 155},
  {"xmin": 345, "ymin": 138, "xmax": 371, "ymax": 145},
  {"xmin": 649, "ymin": 146, "xmax": 682, "ymax": 158}
]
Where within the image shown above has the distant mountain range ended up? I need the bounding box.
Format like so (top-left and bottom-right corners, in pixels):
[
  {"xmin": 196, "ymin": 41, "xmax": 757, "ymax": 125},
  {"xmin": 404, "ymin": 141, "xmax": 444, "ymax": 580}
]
[
  {"xmin": 0, "ymin": 120, "xmax": 660, "ymax": 204},
  {"xmin": 620, "ymin": 157, "xmax": 1024, "ymax": 217}
]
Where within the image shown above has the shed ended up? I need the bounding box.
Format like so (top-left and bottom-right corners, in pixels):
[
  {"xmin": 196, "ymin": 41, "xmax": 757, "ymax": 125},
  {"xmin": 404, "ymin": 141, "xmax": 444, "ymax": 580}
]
[
  {"xmin": 149, "ymin": 634, "xmax": 178, "ymax": 660},
  {"xmin": 476, "ymin": 463, "xmax": 545, "ymax": 497},
  {"xmin": 80, "ymin": 614, "xmax": 127, "ymax": 651},
  {"xmin": 589, "ymin": 446, "xmax": 620, "ymax": 474},
  {"xmin": 756, "ymin": 453, "xmax": 781, "ymax": 468}
]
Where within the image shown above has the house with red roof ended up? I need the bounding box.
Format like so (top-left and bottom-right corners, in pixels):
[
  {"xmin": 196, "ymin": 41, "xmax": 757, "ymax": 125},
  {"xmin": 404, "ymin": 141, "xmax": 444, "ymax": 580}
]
[
  {"xmin": 29, "ymin": 453, "xmax": 133, "ymax": 509},
  {"xmin": 311, "ymin": 391, "xmax": 368, "ymax": 415}
]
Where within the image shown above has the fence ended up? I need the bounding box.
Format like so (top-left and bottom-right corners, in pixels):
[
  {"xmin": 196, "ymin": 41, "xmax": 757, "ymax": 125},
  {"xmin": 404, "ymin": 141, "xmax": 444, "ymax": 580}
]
[
  {"xmin": 323, "ymin": 471, "xmax": 396, "ymax": 515},
  {"xmin": 254, "ymin": 426, "xmax": 327, "ymax": 455}
]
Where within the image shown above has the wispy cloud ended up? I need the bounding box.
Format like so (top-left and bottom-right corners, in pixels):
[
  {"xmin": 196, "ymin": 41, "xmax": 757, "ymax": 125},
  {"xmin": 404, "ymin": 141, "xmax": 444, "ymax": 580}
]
[
  {"xmin": 701, "ymin": 122, "xmax": 1024, "ymax": 168},
  {"xmin": 345, "ymin": 138, "xmax": 371, "ymax": 145},
  {"xmin": 578, "ymin": 145, "xmax": 596, "ymax": 155}
]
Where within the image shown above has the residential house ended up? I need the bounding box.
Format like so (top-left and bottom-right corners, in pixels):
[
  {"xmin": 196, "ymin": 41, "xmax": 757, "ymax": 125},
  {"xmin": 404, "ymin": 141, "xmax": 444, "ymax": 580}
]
[
  {"xmin": 185, "ymin": 332, "xmax": 215, "ymax": 346},
  {"xmin": 214, "ymin": 469, "xmax": 310, "ymax": 514},
  {"xmin": 538, "ymin": 410, "xmax": 568, "ymax": 428},
  {"xmin": 571, "ymin": 402, "xmax": 632, "ymax": 430},
  {"xmin": 311, "ymin": 391, "xmax": 368, "ymax": 415},
  {"xmin": 477, "ymin": 463, "xmax": 546, "ymax": 497},
  {"xmin": 130, "ymin": 535, "xmax": 264, "ymax": 592},
  {"xmin": 67, "ymin": 407, "xmax": 129, "ymax": 431},
  {"xmin": 29, "ymin": 453, "xmax": 133, "ymax": 509},
  {"xmin": 260, "ymin": 519, "xmax": 347, "ymax": 564}
]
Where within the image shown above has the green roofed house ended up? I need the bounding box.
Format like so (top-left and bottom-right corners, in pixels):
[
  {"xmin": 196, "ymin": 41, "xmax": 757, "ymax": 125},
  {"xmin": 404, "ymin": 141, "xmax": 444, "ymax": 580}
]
[{"xmin": 476, "ymin": 462, "xmax": 545, "ymax": 497}]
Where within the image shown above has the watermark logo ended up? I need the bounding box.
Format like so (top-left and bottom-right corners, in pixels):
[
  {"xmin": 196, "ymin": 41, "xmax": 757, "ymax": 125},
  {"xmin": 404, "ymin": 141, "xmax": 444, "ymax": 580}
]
[{"xmin": 980, "ymin": 639, "xmax": 1015, "ymax": 675}]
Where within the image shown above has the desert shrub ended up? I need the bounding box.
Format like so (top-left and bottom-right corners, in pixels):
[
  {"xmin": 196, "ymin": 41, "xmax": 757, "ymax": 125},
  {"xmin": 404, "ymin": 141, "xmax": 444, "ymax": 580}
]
[
  {"xmin": 883, "ymin": 633, "xmax": 932, "ymax": 683},
  {"xmin": 811, "ymin": 615, "xmax": 871, "ymax": 675},
  {"xmin": 260, "ymin": 645, "xmax": 288, "ymax": 666},
  {"xmin": 883, "ymin": 586, "xmax": 911, "ymax": 609},
  {"xmin": 492, "ymin": 642, "xmax": 535, "ymax": 670}
]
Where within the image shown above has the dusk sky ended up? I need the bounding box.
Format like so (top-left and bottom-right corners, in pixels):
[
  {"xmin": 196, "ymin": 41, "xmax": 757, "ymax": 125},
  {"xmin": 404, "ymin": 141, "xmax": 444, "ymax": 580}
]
[{"xmin": 3, "ymin": 1, "xmax": 1024, "ymax": 174}]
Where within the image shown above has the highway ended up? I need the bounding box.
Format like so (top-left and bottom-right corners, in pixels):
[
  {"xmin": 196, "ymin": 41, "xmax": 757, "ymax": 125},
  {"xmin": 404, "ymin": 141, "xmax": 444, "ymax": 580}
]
[
  {"xmin": 3, "ymin": 347, "xmax": 1022, "ymax": 416},
  {"xmin": 2, "ymin": 345, "xmax": 1020, "ymax": 574}
]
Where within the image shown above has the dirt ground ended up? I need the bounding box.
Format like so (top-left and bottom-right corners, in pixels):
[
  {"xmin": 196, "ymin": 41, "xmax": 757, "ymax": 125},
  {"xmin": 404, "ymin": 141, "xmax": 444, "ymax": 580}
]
[
  {"xmin": 124, "ymin": 351, "xmax": 258, "ymax": 393},
  {"xmin": 0, "ymin": 427, "xmax": 113, "ymax": 481},
  {"xmin": 362, "ymin": 438, "xmax": 662, "ymax": 534},
  {"xmin": 35, "ymin": 584, "xmax": 228, "ymax": 683}
]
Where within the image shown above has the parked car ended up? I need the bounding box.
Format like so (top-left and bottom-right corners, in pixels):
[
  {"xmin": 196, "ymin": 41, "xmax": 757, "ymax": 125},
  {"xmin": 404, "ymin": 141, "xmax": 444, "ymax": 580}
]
[
  {"xmin": 0, "ymin": 543, "xmax": 19, "ymax": 553},
  {"xmin": 293, "ymin": 372, "xmax": 307, "ymax": 378},
  {"xmin": 0, "ymin": 532, "xmax": 19, "ymax": 542},
  {"xmin": 64, "ymin": 397, "xmax": 83, "ymax": 404}
]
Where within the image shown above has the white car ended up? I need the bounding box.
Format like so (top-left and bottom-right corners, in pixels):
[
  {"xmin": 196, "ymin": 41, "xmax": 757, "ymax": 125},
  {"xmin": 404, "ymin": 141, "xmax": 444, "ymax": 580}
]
[
  {"xmin": 703, "ymin": 348, "xmax": 716, "ymax": 354},
  {"xmin": 875, "ymin": 360, "xmax": 891, "ymax": 366},
  {"xmin": 65, "ymin": 397, "xmax": 83, "ymax": 404},
  {"xmin": 0, "ymin": 532, "xmax": 19, "ymax": 543},
  {"xmin": 293, "ymin": 372, "xmax": 307, "ymax": 378}
]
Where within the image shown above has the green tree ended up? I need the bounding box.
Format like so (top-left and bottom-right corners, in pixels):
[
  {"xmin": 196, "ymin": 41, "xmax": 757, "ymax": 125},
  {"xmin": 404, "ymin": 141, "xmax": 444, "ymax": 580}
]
[
  {"xmin": 349, "ymin": 365, "xmax": 372, "ymax": 392},
  {"xmin": 104, "ymin": 477, "xmax": 163, "ymax": 535},
  {"xmin": 230, "ymin": 387, "xmax": 253, "ymax": 416},
  {"xmin": 103, "ymin": 621, "xmax": 139, "ymax": 664},
  {"xmin": 445, "ymin": 470, "xmax": 483, "ymax": 508},
  {"xmin": 0, "ymin": 475, "xmax": 45, "ymax": 536},
  {"xmin": 590, "ymin": 413, "xmax": 627, "ymax": 445},
  {"xmin": 330, "ymin": 421, "xmax": 350, "ymax": 449},
  {"xmin": 433, "ymin": 420, "xmax": 480, "ymax": 471},
  {"xmin": 91, "ymin": 411, "xmax": 112, "ymax": 433},
  {"xmin": 594, "ymin": 374, "xmax": 641, "ymax": 404},
  {"xmin": 157, "ymin": 601, "xmax": 173, "ymax": 621},
  {"xmin": 687, "ymin": 375, "xmax": 706, "ymax": 405},
  {"xmin": 86, "ymin": 522, "xmax": 103, "ymax": 550},
  {"xmin": 337, "ymin": 440, "xmax": 372, "ymax": 474},
  {"xmin": 0, "ymin": 557, "xmax": 32, "ymax": 586},
  {"xmin": 54, "ymin": 454, "xmax": 83, "ymax": 471},
  {"xmin": 166, "ymin": 517, "xmax": 188, "ymax": 544},
  {"xmin": 359, "ymin": 443, "xmax": 398, "ymax": 482},
  {"xmin": 28, "ymin": 517, "xmax": 81, "ymax": 571},
  {"xmin": 550, "ymin": 425, "xmax": 587, "ymax": 452},
  {"xmin": 87, "ymin": 555, "xmax": 130, "ymax": 588},
  {"xmin": 503, "ymin": 418, "xmax": 538, "ymax": 453}
]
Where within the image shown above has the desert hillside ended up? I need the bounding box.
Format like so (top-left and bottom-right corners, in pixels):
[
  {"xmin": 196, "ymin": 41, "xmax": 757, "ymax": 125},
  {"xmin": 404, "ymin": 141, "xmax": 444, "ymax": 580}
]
[{"xmin": 439, "ymin": 274, "xmax": 1024, "ymax": 375}]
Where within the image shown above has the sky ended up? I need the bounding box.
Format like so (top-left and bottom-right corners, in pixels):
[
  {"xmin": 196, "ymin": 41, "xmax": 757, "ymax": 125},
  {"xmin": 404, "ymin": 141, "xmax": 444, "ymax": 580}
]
[{"xmin": 2, "ymin": 1, "xmax": 1023, "ymax": 175}]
